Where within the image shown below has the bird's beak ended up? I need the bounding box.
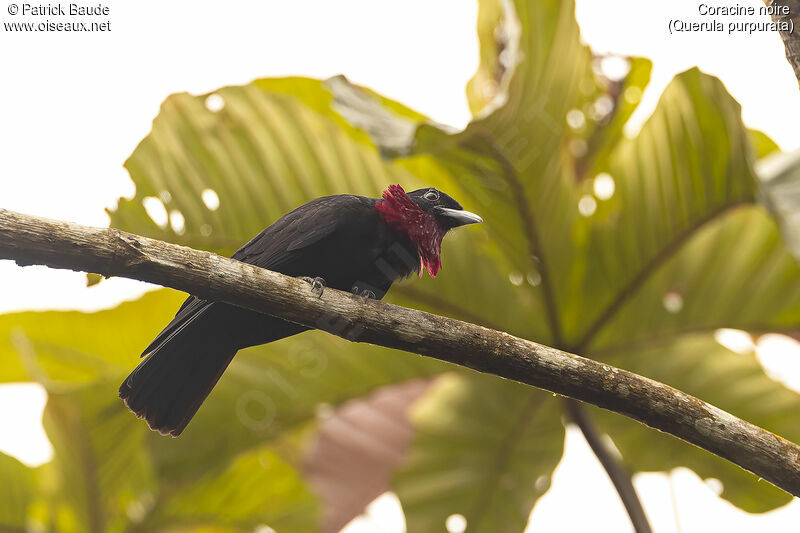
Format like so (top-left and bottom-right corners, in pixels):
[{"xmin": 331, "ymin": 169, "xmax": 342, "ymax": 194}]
[{"xmin": 433, "ymin": 207, "xmax": 484, "ymax": 227}]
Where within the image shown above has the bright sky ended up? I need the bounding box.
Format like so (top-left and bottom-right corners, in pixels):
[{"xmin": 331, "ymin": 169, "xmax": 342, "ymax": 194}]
[{"xmin": 1, "ymin": 0, "xmax": 799, "ymax": 531}]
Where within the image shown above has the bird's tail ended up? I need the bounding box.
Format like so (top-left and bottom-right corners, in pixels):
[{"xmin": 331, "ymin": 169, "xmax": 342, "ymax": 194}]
[{"xmin": 119, "ymin": 303, "xmax": 238, "ymax": 437}]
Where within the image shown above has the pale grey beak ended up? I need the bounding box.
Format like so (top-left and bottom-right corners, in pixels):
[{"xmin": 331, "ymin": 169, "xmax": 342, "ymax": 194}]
[{"xmin": 433, "ymin": 206, "xmax": 484, "ymax": 227}]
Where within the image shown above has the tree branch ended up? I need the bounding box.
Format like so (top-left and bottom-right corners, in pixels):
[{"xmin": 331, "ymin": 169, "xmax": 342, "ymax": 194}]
[
  {"xmin": 765, "ymin": 0, "xmax": 800, "ymax": 89},
  {"xmin": 2, "ymin": 208, "xmax": 800, "ymax": 498},
  {"xmin": 564, "ymin": 399, "xmax": 652, "ymax": 533}
]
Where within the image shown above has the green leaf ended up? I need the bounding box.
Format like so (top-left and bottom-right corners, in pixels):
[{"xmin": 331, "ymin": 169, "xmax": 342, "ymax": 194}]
[
  {"xmin": 749, "ymin": 129, "xmax": 781, "ymax": 159},
  {"xmin": 588, "ymin": 205, "xmax": 800, "ymax": 349},
  {"xmin": 37, "ymin": 379, "xmax": 318, "ymax": 532},
  {"xmin": 0, "ymin": 452, "xmax": 34, "ymax": 531},
  {"xmin": 393, "ymin": 373, "xmax": 563, "ymax": 533},
  {"xmin": 85, "ymin": 273, "xmax": 103, "ymax": 287},
  {"xmin": 42, "ymin": 381, "xmax": 156, "ymax": 533},
  {"xmin": 465, "ymin": 0, "xmax": 516, "ymax": 117},
  {"xmin": 149, "ymin": 446, "xmax": 318, "ymax": 532},
  {"xmin": 576, "ymin": 68, "xmax": 764, "ymax": 348},
  {"xmin": 0, "ymin": 290, "xmax": 184, "ymax": 385},
  {"xmin": 573, "ymin": 56, "xmax": 653, "ymax": 180},
  {"xmin": 592, "ymin": 333, "xmax": 800, "ymax": 512}
]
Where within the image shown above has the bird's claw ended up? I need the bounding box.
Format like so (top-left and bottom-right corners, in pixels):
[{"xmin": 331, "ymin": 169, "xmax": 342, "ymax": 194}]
[
  {"xmin": 299, "ymin": 276, "xmax": 326, "ymax": 298},
  {"xmin": 361, "ymin": 290, "xmax": 376, "ymax": 301},
  {"xmin": 352, "ymin": 286, "xmax": 376, "ymax": 302}
]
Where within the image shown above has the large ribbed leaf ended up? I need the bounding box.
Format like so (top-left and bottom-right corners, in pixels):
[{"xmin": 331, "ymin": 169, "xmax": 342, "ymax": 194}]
[
  {"xmin": 393, "ymin": 373, "xmax": 564, "ymax": 533},
  {"xmin": 592, "ymin": 333, "xmax": 800, "ymax": 512},
  {"xmin": 42, "ymin": 381, "xmax": 156, "ymax": 533},
  {"xmin": 573, "ymin": 69, "xmax": 762, "ymax": 348},
  {"xmin": 148, "ymin": 446, "xmax": 317, "ymax": 532},
  {"xmin": 37, "ymin": 379, "xmax": 318, "ymax": 533},
  {"xmin": 587, "ymin": 205, "xmax": 800, "ymax": 349},
  {"xmin": 0, "ymin": 290, "xmax": 183, "ymax": 384}
]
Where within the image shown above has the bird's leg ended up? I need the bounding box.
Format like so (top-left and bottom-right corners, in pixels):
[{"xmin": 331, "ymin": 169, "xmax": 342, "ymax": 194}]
[
  {"xmin": 299, "ymin": 276, "xmax": 326, "ymax": 298},
  {"xmin": 351, "ymin": 284, "xmax": 377, "ymax": 302}
]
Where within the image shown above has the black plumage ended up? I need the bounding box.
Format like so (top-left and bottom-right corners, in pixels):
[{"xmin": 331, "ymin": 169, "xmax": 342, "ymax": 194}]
[{"xmin": 119, "ymin": 186, "xmax": 482, "ymax": 436}]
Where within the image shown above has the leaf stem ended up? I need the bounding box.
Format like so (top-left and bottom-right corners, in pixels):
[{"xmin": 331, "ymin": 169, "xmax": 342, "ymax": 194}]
[
  {"xmin": 564, "ymin": 398, "xmax": 652, "ymax": 533},
  {"xmin": 477, "ymin": 133, "xmax": 565, "ymax": 346}
]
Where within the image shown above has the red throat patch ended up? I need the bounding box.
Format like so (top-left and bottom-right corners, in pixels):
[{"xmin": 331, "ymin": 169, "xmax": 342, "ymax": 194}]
[{"xmin": 375, "ymin": 184, "xmax": 447, "ymax": 278}]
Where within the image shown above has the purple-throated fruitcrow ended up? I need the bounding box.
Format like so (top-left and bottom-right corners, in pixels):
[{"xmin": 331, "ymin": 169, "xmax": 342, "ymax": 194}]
[{"xmin": 119, "ymin": 184, "xmax": 482, "ymax": 436}]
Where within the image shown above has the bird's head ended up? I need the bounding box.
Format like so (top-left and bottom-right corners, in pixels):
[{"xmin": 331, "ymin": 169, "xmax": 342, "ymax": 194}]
[
  {"xmin": 375, "ymin": 184, "xmax": 482, "ymax": 278},
  {"xmin": 406, "ymin": 187, "xmax": 484, "ymax": 229}
]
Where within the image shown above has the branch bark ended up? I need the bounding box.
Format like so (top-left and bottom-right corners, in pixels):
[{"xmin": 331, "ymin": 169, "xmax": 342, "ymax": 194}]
[
  {"xmin": 2, "ymin": 208, "xmax": 800, "ymax": 498},
  {"xmin": 766, "ymin": 0, "xmax": 800, "ymax": 88}
]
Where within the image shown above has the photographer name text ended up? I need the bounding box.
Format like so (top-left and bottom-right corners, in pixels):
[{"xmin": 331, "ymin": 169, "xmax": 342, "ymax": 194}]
[{"xmin": 18, "ymin": 3, "xmax": 107, "ymax": 16}]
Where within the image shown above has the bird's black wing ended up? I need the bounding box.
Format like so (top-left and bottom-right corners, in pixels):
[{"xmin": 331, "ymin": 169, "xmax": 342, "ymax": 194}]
[{"xmin": 230, "ymin": 194, "xmax": 372, "ymax": 271}]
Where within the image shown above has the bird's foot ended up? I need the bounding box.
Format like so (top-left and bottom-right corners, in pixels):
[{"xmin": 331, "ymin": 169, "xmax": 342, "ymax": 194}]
[
  {"xmin": 299, "ymin": 276, "xmax": 326, "ymax": 298},
  {"xmin": 351, "ymin": 285, "xmax": 376, "ymax": 302}
]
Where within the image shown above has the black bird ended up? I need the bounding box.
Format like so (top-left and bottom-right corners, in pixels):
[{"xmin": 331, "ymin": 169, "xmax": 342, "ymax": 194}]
[{"xmin": 119, "ymin": 184, "xmax": 482, "ymax": 436}]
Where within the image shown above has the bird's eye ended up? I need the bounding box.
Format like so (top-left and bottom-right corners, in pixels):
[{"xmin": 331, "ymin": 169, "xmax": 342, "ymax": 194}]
[{"xmin": 423, "ymin": 190, "xmax": 439, "ymax": 201}]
